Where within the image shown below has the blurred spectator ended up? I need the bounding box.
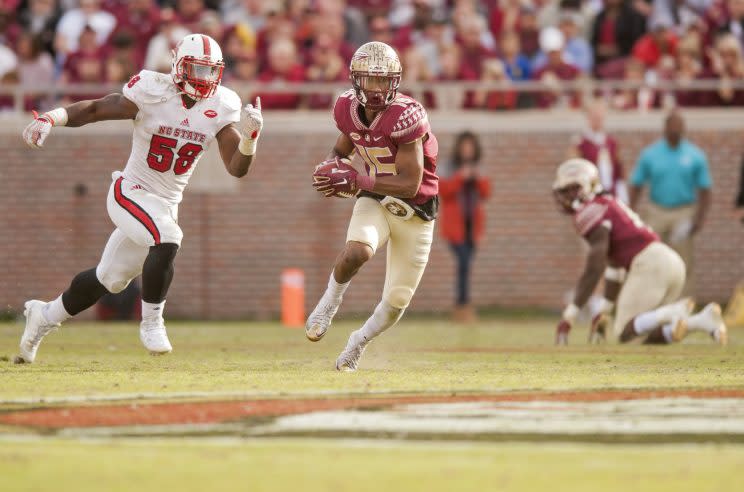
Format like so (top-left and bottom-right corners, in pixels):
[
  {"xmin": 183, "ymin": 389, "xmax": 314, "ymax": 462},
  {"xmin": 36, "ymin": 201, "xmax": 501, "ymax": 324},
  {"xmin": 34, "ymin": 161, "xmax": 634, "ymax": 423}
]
[
  {"xmin": 256, "ymin": 10, "xmax": 295, "ymax": 68},
  {"xmin": 629, "ymin": 111, "xmax": 712, "ymax": 296},
  {"xmin": 569, "ymin": 99, "xmax": 629, "ymax": 202},
  {"xmin": 198, "ymin": 10, "xmax": 224, "ymax": 43},
  {"xmin": 107, "ymin": 0, "xmax": 160, "ymax": 69},
  {"xmin": 470, "ymin": 58, "xmax": 519, "ymax": 109},
  {"xmin": 0, "ymin": 39, "xmax": 17, "ymax": 79},
  {"xmin": 15, "ymin": 31, "xmax": 55, "ymax": 110},
  {"xmin": 175, "ymin": 0, "xmax": 214, "ymax": 33},
  {"xmin": 305, "ymin": 32, "xmax": 349, "ymax": 108},
  {"xmin": 16, "ymin": 0, "xmax": 62, "ymax": 56},
  {"xmin": 489, "ymin": 0, "xmax": 525, "ymax": 40},
  {"xmin": 255, "ymin": 37, "xmax": 305, "ymax": 109},
  {"xmin": 632, "ymin": 17, "xmax": 678, "ymax": 68},
  {"xmin": 517, "ymin": 6, "xmax": 540, "ymax": 59},
  {"xmin": 315, "ymin": 0, "xmax": 369, "ymax": 48},
  {"xmin": 368, "ymin": 14, "xmax": 395, "ymax": 45},
  {"xmin": 612, "ymin": 57, "xmax": 659, "ymax": 109},
  {"xmin": 673, "ymin": 33, "xmax": 707, "ymax": 106},
  {"xmin": 705, "ymin": 0, "xmax": 744, "ymax": 47},
  {"xmin": 708, "ymin": 33, "xmax": 744, "ymax": 105},
  {"xmin": 306, "ymin": 11, "xmax": 354, "ymax": 64},
  {"xmin": 591, "ymin": 0, "xmax": 647, "ymax": 73},
  {"xmin": 55, "ymin": 0, "xmax": 117, "ymax": 57},
  {"xmin": 223, "ymin": 22, "xmax": 257, "ymax": 65},
  {"xmin": 500, "ymin": 31, "xmax": 531, "ymax": 81},
  {"xmin": 221, "ymin": 0, "xmax": 270, "ymax": 32},
  {"xmin": 439, "ymin": 130, "xmax": 490, "ymax": 323},
  {"xmin": 143, "ymin": 8, "xmax": 189, "ymax": 73},
  {"xmin": 651, "ymin": 0, "xmax": 708, "ymax": 36},
  {"xmin": 558, "ymin": 11, "xmax": 593, "ymax": 73},
  {"xmin": 61, "ymin": 26, "xmax": 106, "ymax": 101},
  {"xmin": 456, "ymin": 13, "xmax": 496, "ymax": 78},
  {"xmin": 532, "ymin": 27, "xmax": 582, "ymax": 108}
]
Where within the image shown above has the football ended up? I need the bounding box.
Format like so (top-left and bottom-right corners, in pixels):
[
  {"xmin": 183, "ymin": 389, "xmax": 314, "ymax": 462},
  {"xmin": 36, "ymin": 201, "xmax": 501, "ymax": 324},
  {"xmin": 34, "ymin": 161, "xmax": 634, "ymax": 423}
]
[{"xmin": 313, "ymin": 158, "xmax": 356, "ymax": 198}]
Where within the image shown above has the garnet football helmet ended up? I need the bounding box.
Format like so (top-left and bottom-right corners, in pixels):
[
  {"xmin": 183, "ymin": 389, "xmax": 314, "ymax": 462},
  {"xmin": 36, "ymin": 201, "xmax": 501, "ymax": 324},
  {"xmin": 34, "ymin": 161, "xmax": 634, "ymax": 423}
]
[
  {"xmin": 350, "ymin": 41, "xmax": 402, "ymax": 111},
  {"xmin": 552, "ymin": 158, "xmax": 603, "ymax": 213},
  {"xmin": 171, "ymin": 34, "xmax": 224, "ymax": 100}
]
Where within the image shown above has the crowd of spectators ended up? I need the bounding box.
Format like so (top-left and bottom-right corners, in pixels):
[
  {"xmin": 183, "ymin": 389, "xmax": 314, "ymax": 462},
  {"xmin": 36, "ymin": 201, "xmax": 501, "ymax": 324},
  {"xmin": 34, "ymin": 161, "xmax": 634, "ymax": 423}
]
[{"xmin": 1, "ymin": 0, "xmax": 744, "ymax": 110}]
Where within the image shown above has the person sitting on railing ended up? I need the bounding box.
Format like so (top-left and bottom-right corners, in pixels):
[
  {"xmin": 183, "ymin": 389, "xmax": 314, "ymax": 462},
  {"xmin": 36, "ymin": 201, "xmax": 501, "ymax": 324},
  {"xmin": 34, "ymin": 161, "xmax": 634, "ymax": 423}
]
[
  {"xmin": 532, "ymin": 26, "xmax": 582, "ymax": 108},
  {"xmin": 254, "ymin": 37, "xmax": 305, "ymax": 109},
  {"xmin": 707, "ymin": 33, "xmax": 744, "ymax": 105}
]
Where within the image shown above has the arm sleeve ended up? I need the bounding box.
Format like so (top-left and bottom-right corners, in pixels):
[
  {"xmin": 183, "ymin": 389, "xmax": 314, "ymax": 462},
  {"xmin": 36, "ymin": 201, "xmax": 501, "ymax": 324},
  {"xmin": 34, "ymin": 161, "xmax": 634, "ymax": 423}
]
[
  {"xmin": 390, "ymin": 101, "xmax": 430, "ymax": 145},
  {"xmin": 121, "ymin": 71, "xmax": 147, "ymax": 110}
]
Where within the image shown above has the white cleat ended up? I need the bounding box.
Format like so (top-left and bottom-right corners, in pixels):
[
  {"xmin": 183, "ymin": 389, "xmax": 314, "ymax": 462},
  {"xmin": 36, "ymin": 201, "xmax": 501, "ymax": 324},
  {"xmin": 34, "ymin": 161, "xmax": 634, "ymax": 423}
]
[
  {"xmin": 305, "ymin": 298, "xmax": 340, "ymax": 342},
  {"xmin": 657, "ymin": 297, "xmax": 696, "ymax": 325},
  {"xmin": 335, "ymin": 331, "xmax": 368, "ymax": 372},
  {"xmin": 669, "ymin": 317, "xmax": 689, "ymax": 343},
  {"xmin": 16, "ymin": 300, "xmax": 59, "ymax": 364},
  {"xmin": 689, "ymin": 303, "xmax": 728, "ymax": 346},
  {"xmin": 139, "ymin": 319, "xmax": 173, "ymax": 355}
]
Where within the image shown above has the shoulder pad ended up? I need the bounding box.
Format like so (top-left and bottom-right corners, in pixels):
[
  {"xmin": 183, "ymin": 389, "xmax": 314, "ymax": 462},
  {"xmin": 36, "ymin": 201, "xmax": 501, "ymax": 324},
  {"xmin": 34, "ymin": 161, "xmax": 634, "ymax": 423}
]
[
  {"xmin": 123, "ymin": 70, "xmax": 175, "ymax": 105},
  {"xmin": 217, "ymin": 85, "xmax": 242, "ymax": 112}
]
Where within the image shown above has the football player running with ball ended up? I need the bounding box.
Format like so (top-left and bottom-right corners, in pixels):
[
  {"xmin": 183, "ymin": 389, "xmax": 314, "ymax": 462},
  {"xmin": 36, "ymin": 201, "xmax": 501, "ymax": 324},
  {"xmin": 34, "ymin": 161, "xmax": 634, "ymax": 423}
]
[
  {"xmin": 553, "ymin": 159, "xmax": 727, "ymax": 346},
  {"xmin": 16, "ymin": 34, "xmax": 263, "ymax": 363},
  {"xmin": 307, "ymin": 42, "xmax": 439, "ymax": 371}
]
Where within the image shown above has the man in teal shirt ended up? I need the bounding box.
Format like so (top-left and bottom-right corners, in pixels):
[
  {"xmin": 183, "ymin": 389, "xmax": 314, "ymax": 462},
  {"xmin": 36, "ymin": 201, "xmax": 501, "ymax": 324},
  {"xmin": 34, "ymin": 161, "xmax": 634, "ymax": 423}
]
[{"xmin": 629, "ymin": 112, "xmax": 712, "ymax": 296}]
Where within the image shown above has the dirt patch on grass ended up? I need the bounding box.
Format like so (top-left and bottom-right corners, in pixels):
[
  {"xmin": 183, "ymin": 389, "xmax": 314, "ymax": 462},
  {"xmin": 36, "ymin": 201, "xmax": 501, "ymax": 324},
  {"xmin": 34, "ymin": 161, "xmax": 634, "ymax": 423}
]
[{"xmin": 2, "ymin": 388, "xmax": 744, "ymax": 429}]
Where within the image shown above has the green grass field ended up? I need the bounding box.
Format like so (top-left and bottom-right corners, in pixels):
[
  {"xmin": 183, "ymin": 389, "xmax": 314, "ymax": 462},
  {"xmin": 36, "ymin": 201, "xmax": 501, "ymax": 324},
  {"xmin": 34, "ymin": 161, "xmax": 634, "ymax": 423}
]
[{"xmin": 2, "ymin": 317, "xmax": 743, "ymax": 491}]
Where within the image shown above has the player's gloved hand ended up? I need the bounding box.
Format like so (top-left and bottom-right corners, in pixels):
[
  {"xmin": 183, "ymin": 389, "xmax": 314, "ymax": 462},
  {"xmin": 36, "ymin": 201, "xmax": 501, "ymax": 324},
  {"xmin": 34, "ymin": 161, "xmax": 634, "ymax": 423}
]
[
  {"xmin": 589, "ymin": 298, "xmax": 614, "ymax": 344},
  {"xmin": 237, "ymin": 97, "xmax": 262, "ymax": 156},
  {"xmin": 22, "ymin": 111, "xmax": 53, "ymax": 149},
  {"xmin": 313, "ymin": 157, "xmax": 374, "ymax": 198},
  {"xmin": 556, "ymin": 303, "xmax": 578, "ymax": 345}
]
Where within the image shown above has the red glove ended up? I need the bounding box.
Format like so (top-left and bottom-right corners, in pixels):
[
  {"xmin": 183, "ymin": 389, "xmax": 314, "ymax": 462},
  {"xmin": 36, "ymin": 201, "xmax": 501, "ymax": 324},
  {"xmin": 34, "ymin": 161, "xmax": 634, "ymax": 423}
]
[
  {"xmin": 555, "ymin": 319, "xmax": 571, "ymax": 345},
  {"xmin": 313, "ymin": 157, "xmax": 375, "ymax": 198}
]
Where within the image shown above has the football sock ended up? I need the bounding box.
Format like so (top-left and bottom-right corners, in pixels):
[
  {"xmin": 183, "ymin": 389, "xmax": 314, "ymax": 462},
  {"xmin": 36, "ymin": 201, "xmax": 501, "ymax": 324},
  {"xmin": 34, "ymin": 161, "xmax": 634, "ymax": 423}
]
[
  {"xmin": 661, "ymin": 323, "xmax": 676, "ymax": 343},
  {"xmin": 633, "ymin": 310, "xmax": 661, "ymax": 335},
  {"xmin": 142, "ymin": 300, "xmax": 166, "ymax": 322},
  {"xmin": 642, "ymin": 325, "xmax": 669, "ymax": 345},
  {"xmin": 686, "ymin": 309, "xmax": 715, "ymax": 334},
  {"xmin": 43, "ymin": 295, "xmax": 71, "ymax": 325},
  {"xmin": 325, "ymin": 271, "xmax": 350, "ymax": 303},
  {"xmin": 60, "ymin": 267, "xmax": 110, "ymax": 317},
  {"xmin": 357, "ymin": 300, "xmax": 404, "ymax": 342},
  {"xmin": 142, "ymin": 243, "xmax": 179, "ymax": 303}
]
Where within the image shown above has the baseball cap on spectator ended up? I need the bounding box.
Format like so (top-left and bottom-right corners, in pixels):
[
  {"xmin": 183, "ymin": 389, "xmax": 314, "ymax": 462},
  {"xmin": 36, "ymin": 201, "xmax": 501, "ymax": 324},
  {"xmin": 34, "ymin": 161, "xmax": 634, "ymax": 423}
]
[{"xmin": 540, "ymin": 27, "xmax": 565, "ymax": 53}]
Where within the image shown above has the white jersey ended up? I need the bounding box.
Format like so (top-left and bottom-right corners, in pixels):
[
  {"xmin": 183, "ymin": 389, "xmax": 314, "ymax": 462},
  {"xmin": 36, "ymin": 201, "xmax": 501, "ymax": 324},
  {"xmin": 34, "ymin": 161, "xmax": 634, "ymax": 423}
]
[{"xmin": 121, "ymin": 70, "xmax": 241, "ymax": 205}]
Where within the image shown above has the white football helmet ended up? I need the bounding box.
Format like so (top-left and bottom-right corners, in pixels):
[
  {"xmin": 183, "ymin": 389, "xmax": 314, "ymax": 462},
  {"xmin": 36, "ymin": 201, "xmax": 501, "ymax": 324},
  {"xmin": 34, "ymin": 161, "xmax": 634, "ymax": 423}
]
[
  {"xmin": 171, "ymin": 34, "xmax": 224, "ymax": 100},
  {"xmin": 552, "ymin": 158, "xmax": 603, "ymax": 212}
]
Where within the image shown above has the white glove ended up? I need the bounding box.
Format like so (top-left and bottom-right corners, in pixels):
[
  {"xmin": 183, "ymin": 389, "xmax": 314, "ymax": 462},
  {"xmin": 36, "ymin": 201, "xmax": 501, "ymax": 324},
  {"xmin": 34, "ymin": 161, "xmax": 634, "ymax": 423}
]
[
  {"xmin": 238, "ymin": 97, "xmax": 262, "ymax": 156},
  {"xmin": 23, "ymin": 111, "xmax": 53, "ymax": 149}
]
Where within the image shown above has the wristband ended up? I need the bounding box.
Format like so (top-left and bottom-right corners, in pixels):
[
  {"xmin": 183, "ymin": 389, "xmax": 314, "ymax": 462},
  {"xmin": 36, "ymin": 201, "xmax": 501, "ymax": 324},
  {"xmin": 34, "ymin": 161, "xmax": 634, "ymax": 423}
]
[
  {"xmin": 44, "ymin": 107, "xmax": 68, "ymax": 126},
  {"xmin": 238, "ymin": 137, "xmax": 258, "ymax": 156},
  {"xmin": 356, "ymin": 174, "xmax": 375, "ymax": 192},
  {"xmin": 604, "ymin": 267, "xmax": 626, "ymax": 283},
  {"xmin": 562, "ymin": 303, "xmax": 580, "ymax": 323}
]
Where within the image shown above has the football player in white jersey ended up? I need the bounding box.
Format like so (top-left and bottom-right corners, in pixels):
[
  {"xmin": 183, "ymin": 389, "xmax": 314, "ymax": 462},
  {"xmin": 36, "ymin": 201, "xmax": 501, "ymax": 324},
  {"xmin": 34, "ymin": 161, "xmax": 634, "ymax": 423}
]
[{"xmin": 16, "ymin": 34, "xmax": 263, "ymax": 363}]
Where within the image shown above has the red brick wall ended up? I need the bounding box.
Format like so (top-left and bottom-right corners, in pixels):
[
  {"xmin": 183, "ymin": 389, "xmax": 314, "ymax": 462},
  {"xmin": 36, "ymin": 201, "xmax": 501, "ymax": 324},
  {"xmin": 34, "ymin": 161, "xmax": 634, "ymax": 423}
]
[{"xmin": 1, "ymin": 111, "xmax": 742, "ymax": 319}]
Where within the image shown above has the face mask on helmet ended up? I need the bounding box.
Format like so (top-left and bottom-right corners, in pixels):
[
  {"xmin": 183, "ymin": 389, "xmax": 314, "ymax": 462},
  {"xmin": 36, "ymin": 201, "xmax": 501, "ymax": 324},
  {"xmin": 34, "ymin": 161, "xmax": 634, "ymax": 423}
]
[
  {"xmin": 553, "ymin": 184, "xmax": 583, "ymax": 214},
  {"xmin": 352, "ymin": 72, "xmax": 400, "ymax": 110},
  {"xmin": 177, "ymin": 57, "xmax": 224, "ymax": 99}
]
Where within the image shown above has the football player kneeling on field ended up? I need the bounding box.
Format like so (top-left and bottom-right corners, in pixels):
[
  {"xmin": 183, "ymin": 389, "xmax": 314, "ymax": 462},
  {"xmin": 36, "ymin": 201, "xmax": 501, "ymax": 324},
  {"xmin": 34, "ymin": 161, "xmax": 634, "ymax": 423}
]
[
  {"xmin": 306, "ymin": 41, "xmax": 440, "ymax": 371},
  {"xmin": 16, "ymin": 34, "xmax": 263, "ymax": 363},
  {"xmin": 553, "ymin": 159, "xmax": 727, "ymax": 346}
]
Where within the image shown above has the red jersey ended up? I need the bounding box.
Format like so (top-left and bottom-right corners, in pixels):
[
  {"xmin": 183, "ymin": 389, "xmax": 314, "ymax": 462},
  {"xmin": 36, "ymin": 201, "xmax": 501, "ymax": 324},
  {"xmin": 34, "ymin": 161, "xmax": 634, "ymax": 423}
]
[
  {"xmin": 333, "ymin": 90, "xmax": 439, "ymax": 206},
  {"xmin": 573, "ymin": 194, "xmax": 659, "ymax": 270}
]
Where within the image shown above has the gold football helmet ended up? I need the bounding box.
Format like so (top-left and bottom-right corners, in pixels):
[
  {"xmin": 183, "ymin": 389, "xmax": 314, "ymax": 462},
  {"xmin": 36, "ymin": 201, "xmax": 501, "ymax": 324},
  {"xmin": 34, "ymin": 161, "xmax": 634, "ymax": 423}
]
[
  {"xmin": 552, "ymin": 158, "xmax": 603, "ymax": 213},
  {"xmin": 349, "ymin": 41, "xmax": 402, "ymax": 110}
]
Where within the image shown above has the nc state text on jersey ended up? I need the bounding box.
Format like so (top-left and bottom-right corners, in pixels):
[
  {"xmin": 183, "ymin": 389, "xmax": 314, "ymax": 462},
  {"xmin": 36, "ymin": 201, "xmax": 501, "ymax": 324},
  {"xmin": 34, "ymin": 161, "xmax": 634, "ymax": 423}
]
[{"xmin": 157, "ymin": 125, "xmax": 207, "ymax": 144}]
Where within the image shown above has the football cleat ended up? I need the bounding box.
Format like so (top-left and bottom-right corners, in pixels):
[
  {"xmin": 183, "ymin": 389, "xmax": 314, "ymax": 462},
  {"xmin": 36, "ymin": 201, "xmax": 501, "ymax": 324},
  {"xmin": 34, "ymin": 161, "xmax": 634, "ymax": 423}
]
[
  {"xmin": 139, "ymin": 319, "xmax": 173, "ymax": 354},
  {"xmin": 669, "ymin": 317, "xmax": 689, "ymax": 343},
  {"xmin": 555, "ymin": 319, "xmax": 571, "ymax": 345},
  {"xmin": 688, "ymin": 302, "xmax": 728, "ymax": 346},
  {"xmin": 335, "ymin": 331, "xmax": 368, "ymax": 372},
  {"xmin": 305, "ymin": 298, "xmax": 341, "ymax": 342},
  {"xmin": 588, "ymin": 313, "xmax": 608, "ymax": 344},
  {"xmin": 16, "ymin": 300, "xmax": 59, "ymax": 364}
]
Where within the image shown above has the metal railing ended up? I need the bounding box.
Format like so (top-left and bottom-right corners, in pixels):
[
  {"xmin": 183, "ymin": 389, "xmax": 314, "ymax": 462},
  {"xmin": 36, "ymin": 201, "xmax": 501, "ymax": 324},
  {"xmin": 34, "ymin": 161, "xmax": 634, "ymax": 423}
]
[{"xmin": 1, "ymin": 79, "xmax": 744, "ymax": 112}]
